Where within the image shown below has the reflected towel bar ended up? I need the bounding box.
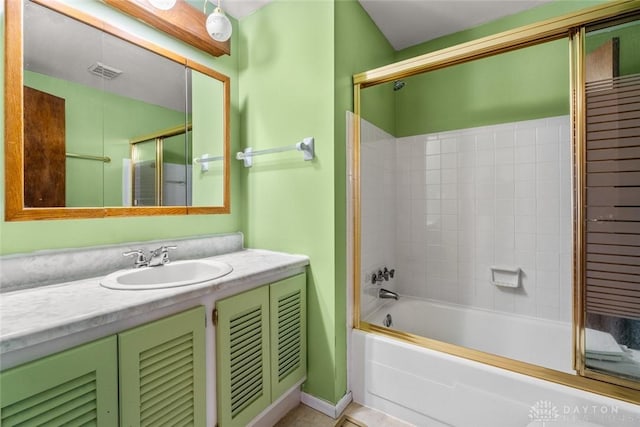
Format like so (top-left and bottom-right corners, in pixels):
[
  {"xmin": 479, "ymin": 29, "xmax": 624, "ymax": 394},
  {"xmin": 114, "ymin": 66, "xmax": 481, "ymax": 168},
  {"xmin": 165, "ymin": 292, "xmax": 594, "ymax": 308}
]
[
  {"xmin": 236, "ymin": 137, "xmax": 314, "ymax": 167},
  {"xmin": 66, "ymin": 152, "xmax": 111, "ymax": 163},
  {"xmin": 194, "ymin": 154, "xmax": 224, "ymax": 173},
  {"xmin": 194, "ymin": 155, "xmax": 224, "ymax": 164}
]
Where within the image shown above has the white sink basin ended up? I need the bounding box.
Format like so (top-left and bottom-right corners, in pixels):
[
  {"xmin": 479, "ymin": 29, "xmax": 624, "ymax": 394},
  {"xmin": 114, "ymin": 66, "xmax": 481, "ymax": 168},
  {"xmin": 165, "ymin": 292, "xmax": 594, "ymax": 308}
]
[{"xmin": 100, "ymin": 259, "xmax": 233, "ymax": 290}]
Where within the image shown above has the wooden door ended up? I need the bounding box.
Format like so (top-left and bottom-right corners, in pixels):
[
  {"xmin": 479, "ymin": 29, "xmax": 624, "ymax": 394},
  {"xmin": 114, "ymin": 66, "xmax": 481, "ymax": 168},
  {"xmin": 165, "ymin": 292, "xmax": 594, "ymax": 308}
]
[
  {"xmin": 585, "ymin": 38, "xmax": 619, "ymax": 83},
  {"xmin": 23, "ymin": 86, "xmax": 66, "ymax": 207}
]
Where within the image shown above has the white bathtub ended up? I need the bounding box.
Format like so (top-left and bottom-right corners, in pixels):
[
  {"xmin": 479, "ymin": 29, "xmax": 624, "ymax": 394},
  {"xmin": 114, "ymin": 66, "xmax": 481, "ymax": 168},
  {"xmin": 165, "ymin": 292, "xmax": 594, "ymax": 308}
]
[
  {"xmin": 351, "ymin": 298, "xmax": 640, "ymax": 427},
  {"xmin": 365, "ymin": 297, "xmax": 573, "ymax": 373}
]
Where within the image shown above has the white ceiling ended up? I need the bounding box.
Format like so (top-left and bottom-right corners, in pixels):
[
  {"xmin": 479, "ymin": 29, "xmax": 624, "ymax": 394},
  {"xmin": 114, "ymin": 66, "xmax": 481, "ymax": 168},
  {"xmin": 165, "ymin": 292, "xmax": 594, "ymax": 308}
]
[
  {"xmin": 223, "ymin": 0, "xmax": 553, "ymax": 51},
  {"xmin": 358, "ymin": 0, "xmax": 554, "ymax": 50}
]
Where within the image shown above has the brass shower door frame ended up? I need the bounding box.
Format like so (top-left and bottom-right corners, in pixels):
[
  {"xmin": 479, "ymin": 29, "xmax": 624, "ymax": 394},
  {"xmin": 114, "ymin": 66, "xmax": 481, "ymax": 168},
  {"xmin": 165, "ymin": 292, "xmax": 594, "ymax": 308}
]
[
  {"xmin": 573, "ymin": 20, "xmax": 640, "ymax": 392},
  {"xmin": 352, "ymin": 0, "xmax": 640, "ymax": 404}
]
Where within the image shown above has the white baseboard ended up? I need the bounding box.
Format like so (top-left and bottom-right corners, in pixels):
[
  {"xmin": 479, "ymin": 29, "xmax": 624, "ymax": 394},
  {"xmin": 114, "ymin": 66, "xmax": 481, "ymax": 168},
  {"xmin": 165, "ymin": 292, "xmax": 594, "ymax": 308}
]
[
  {"xmin": 301, "ymin": 391, "xmax": 353, "ymax": 419},
  {"xmin": 248, "ymin": 379, "xmax": 305, "ymax": 427}
]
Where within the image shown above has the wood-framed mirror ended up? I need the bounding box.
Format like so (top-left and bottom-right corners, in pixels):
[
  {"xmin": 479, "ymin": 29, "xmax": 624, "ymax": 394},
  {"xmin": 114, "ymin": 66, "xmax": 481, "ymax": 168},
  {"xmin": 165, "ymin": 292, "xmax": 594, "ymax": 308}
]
[{"xmin": 4, "ymin": 0, "xmax": 230, "ymax": 221}]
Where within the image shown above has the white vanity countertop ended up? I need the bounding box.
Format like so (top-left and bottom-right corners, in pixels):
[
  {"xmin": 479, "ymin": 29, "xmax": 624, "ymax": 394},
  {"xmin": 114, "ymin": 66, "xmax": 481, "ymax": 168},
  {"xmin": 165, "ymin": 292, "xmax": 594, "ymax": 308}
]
[{"xmin": 0, "ymin": 249, "xmax": 309, "ymax": 356}]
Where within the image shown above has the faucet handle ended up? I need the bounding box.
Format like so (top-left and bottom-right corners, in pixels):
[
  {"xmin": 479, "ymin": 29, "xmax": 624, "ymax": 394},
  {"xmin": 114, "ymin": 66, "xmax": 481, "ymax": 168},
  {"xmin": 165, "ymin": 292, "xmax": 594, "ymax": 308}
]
[
  {"xmin": 383, "ymin": 267, "xmax": 396, "ymax": 279},
  {"xmin": 123, "ymin": 249, "xmax": 147, "ymax": 268},
  {"xmin": 151, "ymin": 245, "xmax": 177, "ymax": 255},
  {"xmin": 154, "ymin": 245, "xmax": 177, "ymax": 264}
]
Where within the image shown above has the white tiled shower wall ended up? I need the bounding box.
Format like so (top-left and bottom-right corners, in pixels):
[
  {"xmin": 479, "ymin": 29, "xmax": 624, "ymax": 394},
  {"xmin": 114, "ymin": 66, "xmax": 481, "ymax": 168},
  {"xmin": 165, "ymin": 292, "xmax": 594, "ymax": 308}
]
[
  {"xmin": 361, "ymin": 116, "xmax": 573, "ymax": 322},
  {"xmin": 360, "ymin": 121, "xmax": 397, "ymax": 318}
]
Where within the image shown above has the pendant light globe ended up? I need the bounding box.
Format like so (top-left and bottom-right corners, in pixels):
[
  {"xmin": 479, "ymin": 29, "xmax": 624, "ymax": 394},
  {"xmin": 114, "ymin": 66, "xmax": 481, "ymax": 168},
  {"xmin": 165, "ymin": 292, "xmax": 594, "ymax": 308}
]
[
  {"xmin": 149, "ymin": 0, "xmax": 177, "ymax": 10},
  {"xmin": 206, "ymin": 5, "xmax": 232, "ymax": 42}
]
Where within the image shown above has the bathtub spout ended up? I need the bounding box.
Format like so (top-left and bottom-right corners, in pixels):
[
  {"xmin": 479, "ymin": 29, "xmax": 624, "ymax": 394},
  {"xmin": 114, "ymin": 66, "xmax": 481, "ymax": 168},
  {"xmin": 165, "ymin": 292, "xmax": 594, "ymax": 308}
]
[{"xmin": 379, "ymin": 288, "xmax": 398, "ymax": 300}]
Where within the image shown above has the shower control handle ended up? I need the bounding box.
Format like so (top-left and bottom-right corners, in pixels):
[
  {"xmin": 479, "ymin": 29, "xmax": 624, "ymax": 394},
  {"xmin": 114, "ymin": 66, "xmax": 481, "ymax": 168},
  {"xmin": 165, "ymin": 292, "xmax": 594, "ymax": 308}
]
[
  {"xmin": 372, "ymin": 270, "xmax": 385, "ymax": 285},
  {"xmin": 372, "ymin": 267, "xmax": 396, "ymax": 284}
]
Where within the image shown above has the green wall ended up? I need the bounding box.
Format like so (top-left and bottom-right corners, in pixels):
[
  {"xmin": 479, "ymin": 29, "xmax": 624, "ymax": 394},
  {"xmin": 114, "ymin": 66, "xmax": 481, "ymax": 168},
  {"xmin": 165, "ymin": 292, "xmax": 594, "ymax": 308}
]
[
  {"xmin": 238, "ymin": 0, "xmax": 396, "ymax": 405},
  {"xmin": 386, "ymin": 0, "xmax": 610, "ymax": 137},
  {"xmin": 392, "ymin": 40, "xmax": 570, "ymax": 136},
  {"xmin": 0, "ymin": 0, "xmax": 240, "ymax": 255},
  {"xmin": 238, "ymin": 0, "xmax": 338, "ymax": 404}
]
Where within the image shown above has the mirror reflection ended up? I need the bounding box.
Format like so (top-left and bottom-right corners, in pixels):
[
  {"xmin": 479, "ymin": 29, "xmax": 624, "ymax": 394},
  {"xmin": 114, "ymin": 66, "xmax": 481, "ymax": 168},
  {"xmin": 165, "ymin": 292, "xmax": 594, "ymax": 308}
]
[
  {"xmin": 22, "ymin": 0, "xmax": 225, "ymax": 208},
  {"xmin": 129, "ymin": 124, "xmax": 193, "ymax": 207}
]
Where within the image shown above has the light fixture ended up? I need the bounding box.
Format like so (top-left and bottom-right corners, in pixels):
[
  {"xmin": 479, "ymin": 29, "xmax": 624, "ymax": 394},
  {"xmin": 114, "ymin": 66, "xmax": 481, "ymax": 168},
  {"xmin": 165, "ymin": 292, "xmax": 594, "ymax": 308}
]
[
  {"xmin": 204, "ymin": 0, "xmax": 232, "ymax": 42},
  {"xmin": 148, "ymin": 0, "xmax": 177, "ymax": 10}
]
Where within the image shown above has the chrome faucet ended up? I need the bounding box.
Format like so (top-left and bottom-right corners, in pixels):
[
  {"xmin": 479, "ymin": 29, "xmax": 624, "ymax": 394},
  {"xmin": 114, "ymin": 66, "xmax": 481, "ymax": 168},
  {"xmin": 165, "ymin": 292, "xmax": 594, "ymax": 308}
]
[
  {"xmin": 123, "ymin": 245, "xmax": 177, "ymax": 268},
  {"xmin": 147, "ymin": 245, "xmax": 177, "ymax": 267},
  {"xmin": 379, "ymin": 288, "xmax": 399, "ymax": 300}
]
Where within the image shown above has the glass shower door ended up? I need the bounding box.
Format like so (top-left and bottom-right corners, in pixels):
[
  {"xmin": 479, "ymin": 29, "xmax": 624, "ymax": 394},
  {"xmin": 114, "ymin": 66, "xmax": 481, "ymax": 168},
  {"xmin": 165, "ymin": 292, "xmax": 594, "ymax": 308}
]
[{"xmin": 582, "ymin": 15, "xmax": 640, "ymax": 384}]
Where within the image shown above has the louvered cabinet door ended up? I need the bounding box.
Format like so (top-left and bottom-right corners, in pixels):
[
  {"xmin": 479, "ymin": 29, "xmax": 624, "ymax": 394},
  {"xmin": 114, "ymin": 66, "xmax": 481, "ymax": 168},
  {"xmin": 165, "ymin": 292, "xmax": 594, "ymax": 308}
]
[
  {"xmin": 0, "ymin": 336, "xmax": 118, "ymax": 426},
  {"xmin": 216, "ymin": 286, "xmax": 271, "ymax": 427},
  {"xmin": 119, "ymin": 306, "xmax": 206, "ymax": 427},
  {"xmin": 269, "ymin": 273, "xmax": 307, "ymax": 400}
]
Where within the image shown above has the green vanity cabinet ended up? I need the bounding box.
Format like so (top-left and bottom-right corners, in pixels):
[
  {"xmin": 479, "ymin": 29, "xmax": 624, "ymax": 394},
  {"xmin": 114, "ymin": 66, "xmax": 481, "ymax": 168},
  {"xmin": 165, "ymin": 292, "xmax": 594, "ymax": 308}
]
[
  {"xmin": 0, "ymin": 306, "xmax": 206, "ymax": 427},
  {"xmin": 0, "ymin": 336, "xmax": 119, "ymax": 426},
  {"xmin": 269, "ymin": 274, "xmax": 307, "ymax": 399},
  {"xmin": 216, "ymin": 273, "xmax": 307, "ymax": 427},
  {"xmin": 216, "ymin": 285, "xmax": 271, "ymax": 427},
  {"xmin": 119, "ymin": 306, "xmax": 206, "ymax": 427}
]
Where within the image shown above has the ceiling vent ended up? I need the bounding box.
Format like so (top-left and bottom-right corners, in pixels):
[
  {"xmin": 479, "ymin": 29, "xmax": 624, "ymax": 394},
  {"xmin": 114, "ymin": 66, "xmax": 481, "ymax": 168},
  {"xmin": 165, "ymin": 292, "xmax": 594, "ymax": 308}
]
[{"xmin": 87, "ymin": 62, "xmax": 123, "ymax": 80}]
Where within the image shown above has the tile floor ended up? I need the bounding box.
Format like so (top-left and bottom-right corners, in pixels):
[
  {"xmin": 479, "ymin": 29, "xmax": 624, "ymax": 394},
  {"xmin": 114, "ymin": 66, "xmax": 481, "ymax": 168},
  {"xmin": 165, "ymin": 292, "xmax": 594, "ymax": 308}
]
[{"xmin": 275, "ymin": 402, "xmax": 414, "ymax": 427}]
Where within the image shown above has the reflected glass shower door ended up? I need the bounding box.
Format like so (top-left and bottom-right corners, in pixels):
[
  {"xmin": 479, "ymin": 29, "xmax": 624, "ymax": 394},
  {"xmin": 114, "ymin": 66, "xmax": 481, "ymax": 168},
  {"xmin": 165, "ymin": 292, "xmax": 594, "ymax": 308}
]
[
  {"xmin": 132, "ymin": 139, "xmax": 157, "ymax": 206},
  {"xmin": 162, "ymin": 133, "xmax": 190, "ymax": 207}
]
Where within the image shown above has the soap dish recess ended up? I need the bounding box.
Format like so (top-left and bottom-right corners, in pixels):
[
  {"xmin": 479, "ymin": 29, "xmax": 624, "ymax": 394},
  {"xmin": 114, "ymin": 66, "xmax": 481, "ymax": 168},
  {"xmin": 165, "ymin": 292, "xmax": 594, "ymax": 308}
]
[{"xmin": 490, "ymin": 266, "xmax": 521, "ymax": 288}]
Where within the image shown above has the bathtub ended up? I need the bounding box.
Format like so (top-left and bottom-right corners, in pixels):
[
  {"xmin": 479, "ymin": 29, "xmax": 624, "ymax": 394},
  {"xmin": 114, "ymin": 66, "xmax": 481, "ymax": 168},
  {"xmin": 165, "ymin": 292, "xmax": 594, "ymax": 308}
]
[
  {"xmin": 351, "ymin": 298, "xmax": 640, "ymax": 427},
  {"xmin": 365, "ymin": 297, "xmax": 573, "ymax": 373}
]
